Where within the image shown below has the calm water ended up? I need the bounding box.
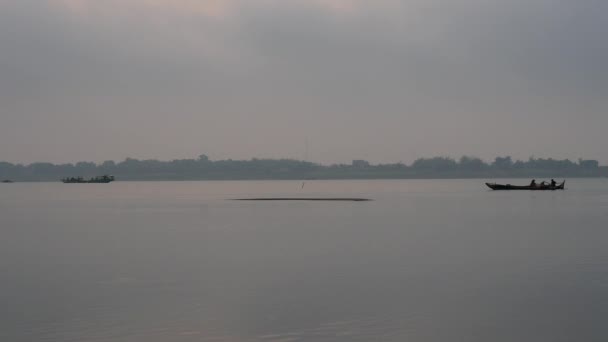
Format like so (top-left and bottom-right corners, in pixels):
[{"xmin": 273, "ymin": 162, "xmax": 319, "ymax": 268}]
[{"xmin": 1, "ymin": 179, "xmax": 608, "ymax": 342}]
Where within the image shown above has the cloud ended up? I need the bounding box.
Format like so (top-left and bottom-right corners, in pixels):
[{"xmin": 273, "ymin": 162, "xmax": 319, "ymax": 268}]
[
  {"xmin": 52, "ymin": 0, "xmax": 236, "ymax": 17},
  {"xmin": 50, "ymin": 0, "xmax": 363, "ymax": 18},
  {"xmin": 0, "ymin": 0, "xmax": 607, "ymax": 163}
]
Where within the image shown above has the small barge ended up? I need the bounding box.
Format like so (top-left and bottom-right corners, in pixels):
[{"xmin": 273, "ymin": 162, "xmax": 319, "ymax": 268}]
[{"xmin": 62, "ymin": 175, "xmax": 115, "ymax": 183}]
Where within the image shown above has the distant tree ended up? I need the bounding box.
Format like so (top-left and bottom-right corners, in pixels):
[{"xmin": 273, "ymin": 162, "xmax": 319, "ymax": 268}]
[
  {"xmin": 71, "ymin": 162, "xmax": 96, "ymax": 176},
  {"xmin": 28, "ymin": 163, "xmax": 58, "ymax": 177},
  {"xmin": 412, "ymin": 157, "xmax": 457, "ymax": 172},
  {"xmin": 75, "ymin": 161, "xmax": 96, "ymax": 168},
  {"xmin": 0, "ymin": 161, "xmax": 20, "ymax": 179},
  {"xmin": 492, "ymin": 156, "xmax": 513, "ymax": 169},
  {"xmin": 352, "ymin": 160, "xmax": 370, "ymax": 168},
  {"xmin": 513, "ymin": 160, "xmax": 525, "ymax": 169},
  {"xmin": 458, "ymin": 156, "xmax": 486, "ymax": 171},
  {"xmin": 0, "ymin": 154, "xmax": 604, "ymax": 180},
  {"xmin": 101, "ymin": 160, "xmax": 116, "ymax": 168},
  {"xmin": 579, "ymin": 159, "xmax": 599, "ymax": 169},
  {"xmin": 118, "ymin": 158, "xmax": 142, "ymax": 174}
]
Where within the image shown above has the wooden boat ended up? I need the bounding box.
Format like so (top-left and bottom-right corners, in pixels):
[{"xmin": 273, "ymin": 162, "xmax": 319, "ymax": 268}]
[
  {"xmin": 486, "ymin": 180, "xmax": 565, "ymax": 190},
  {"xmin": 62, "ymin": 175, "xmax": 115, "ymax": 183}
]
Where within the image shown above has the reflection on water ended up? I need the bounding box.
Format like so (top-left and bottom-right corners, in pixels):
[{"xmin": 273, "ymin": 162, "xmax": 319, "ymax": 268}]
[{"xmin": 1, "ymin": 179, "xmax": 608, "ymax": 341}]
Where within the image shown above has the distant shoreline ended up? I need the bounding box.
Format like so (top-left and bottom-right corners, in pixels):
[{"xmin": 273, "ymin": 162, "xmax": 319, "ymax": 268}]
[
  {"xmin": 3, "ymin": 176, "xmax": 606, "ymax": 183},
  {"xmin": 1, "ymin": 155, "xmax": 606, "ymax": 182}
]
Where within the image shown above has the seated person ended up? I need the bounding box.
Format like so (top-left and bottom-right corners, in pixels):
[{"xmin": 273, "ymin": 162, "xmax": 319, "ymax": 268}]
[
  {"xmin": 550, "ymin": 179, "xmax": 557, "ymax": 187},
  {"xmin": 530, "ymin": 179, "xmax": 537, "ymax": 187}
]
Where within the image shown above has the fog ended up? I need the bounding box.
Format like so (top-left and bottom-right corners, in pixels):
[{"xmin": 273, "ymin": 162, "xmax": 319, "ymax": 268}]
[{"xmin": 1, "ymin": 0, "xmax": 606, "ymax": 164}]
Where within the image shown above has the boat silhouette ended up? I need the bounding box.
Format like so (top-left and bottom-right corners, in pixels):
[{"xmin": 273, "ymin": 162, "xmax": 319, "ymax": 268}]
[
  {"xmin": 61, "ymin": 175, "xmax": 115, "ymax": 183},
  {"xmin": 486, "ymin": 180, "xmax": 565, "ymax": 190}
]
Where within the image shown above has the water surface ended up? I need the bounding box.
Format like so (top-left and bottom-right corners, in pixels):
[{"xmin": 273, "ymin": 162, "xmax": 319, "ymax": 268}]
[{"xmin": 1, "ymin": 179, "xmax": 608, "ymax": 341}]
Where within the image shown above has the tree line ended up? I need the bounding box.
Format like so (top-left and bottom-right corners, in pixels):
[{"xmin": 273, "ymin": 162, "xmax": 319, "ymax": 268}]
[{"xmin": 0, "ymin": 155, "xmax": 604, "ymax": 181}]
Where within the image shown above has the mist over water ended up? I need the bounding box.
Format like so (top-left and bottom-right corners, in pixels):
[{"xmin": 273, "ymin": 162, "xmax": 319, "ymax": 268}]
[{"xmin": 2, "ymin": 179, "xmax": 608, "ymax": 341}]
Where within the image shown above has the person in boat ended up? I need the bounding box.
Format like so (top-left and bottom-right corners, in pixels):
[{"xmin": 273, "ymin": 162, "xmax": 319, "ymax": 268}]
[
  {"xmin": 550, "ymin": 179, "xmax": 557, "ymax": 187},
  {"xmin": 530, "ymin": 179, "xmax": 537, "ymax": 187}
]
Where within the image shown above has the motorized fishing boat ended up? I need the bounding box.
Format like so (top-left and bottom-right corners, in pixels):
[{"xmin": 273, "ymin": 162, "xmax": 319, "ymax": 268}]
[
  {"xmin": 61, "ymin": 175, "xmax": 115, "ymax": 183},
  {"xmin": 486, "ymin": 180, "xmax": 565, "ymax": 190}
]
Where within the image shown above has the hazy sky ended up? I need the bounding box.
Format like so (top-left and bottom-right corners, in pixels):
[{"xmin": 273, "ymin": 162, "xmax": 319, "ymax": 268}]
[{"xmin": 1, "ymin": 0, "xmax": 606, "ymax": 164}]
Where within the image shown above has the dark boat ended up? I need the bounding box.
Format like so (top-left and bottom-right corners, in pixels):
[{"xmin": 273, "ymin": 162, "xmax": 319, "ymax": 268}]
[
  {"xmin": 1, "ymin": 180, "xmax": 14, "ymax": 183},
  {"xmin": 486, "ymin": 180, "xmax": 565, "ymax": 190},
  {"xmin": 62, "ymin": 175, "xmax": 115, "ymax": 183}
]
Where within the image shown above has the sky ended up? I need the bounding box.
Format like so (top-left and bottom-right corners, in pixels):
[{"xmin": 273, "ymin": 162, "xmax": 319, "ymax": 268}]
[{"xmin": 0, "ymin": 0, "xmax": 606, "ymax": 165}]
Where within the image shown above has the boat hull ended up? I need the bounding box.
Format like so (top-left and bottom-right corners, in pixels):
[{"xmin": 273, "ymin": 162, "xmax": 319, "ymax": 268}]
[
  {"xmin": 61, "ymin": 175, "xmax": 114, "ymax": 183},
  {"xmin": 486, "ymin": 181, "xmax": 565, "ymax": 190},
  {"xmin": 62, "ymin": 180, "xmax": 114, "ymax": 184}
]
